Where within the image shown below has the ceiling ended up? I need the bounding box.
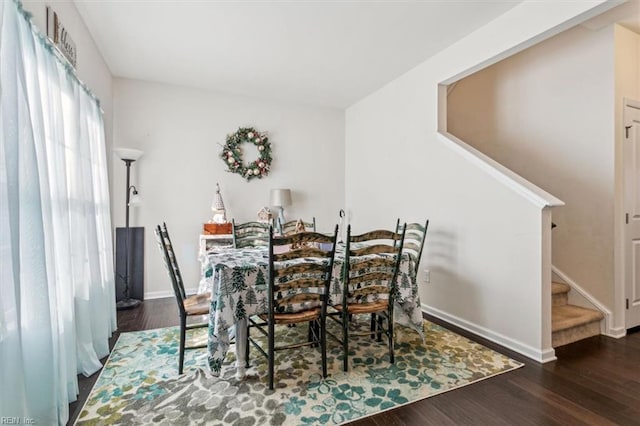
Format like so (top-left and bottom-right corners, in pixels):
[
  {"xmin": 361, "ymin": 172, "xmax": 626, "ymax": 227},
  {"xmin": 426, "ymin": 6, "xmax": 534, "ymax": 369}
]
[
  {"xmin": 74, "ymin": 0, "xmax": 524, "ymax": 109},
  {"xmin": 75, "ymin": 1, "xmax": 639, "ymax": 109}
]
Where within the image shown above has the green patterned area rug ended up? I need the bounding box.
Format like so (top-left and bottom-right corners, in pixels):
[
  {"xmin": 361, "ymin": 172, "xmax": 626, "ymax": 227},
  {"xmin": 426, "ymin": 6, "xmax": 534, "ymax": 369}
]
[{"xmin": 76, "ymin": 320, "xmax": 522, "ymax": 425}]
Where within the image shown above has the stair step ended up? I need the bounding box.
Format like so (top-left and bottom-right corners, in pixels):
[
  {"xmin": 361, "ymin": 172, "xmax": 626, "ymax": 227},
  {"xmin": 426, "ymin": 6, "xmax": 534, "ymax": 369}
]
[
  {"xmin": 552, "ymin": 282, "xmax": 570, "ymax": 295},
  {"xmin": 552, "ymin": 282, "xmax": 570, "ymax": 306},
  {"xmin": 552, "ymin": 305, "xmax": 603, "ymax": 332},
  {"xmin": 552, "ymin": 304, "xmax": 604, "ymax": 347}
]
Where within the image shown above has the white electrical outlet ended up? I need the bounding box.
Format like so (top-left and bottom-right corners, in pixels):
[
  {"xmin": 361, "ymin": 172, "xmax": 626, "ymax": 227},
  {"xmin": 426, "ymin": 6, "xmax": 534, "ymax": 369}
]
[{"xmin": 424, "ymin": 269, "xmax": 430, "ymax": 283}]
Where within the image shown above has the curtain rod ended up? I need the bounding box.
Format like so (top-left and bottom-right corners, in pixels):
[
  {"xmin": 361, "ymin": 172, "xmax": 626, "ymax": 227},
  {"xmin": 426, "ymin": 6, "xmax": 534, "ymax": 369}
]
[{"xmin": 12, "ymin": 0, "xmax": 105, "ymax": 115}]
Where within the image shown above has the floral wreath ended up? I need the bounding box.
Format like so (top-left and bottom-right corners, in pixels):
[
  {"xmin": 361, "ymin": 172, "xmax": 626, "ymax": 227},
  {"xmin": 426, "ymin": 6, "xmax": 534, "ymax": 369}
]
[{"xmin": 220, "ymin": 127, "xmax": 272, "ymax": 181}]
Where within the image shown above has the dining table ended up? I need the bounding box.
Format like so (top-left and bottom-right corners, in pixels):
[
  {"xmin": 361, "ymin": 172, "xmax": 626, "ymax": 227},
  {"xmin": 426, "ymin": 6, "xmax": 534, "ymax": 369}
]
[{"xmin": 198, "ymin": 242, "xmax": 424, "ymax": 379}]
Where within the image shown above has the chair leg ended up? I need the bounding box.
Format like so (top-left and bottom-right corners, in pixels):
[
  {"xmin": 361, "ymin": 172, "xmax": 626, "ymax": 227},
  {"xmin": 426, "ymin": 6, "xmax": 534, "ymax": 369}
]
[
  {"xmin": 245, "ymin": 320, "xmax": 250, "ymax": 368},
  {"xmin": 377, "ymin": 315, "xmax": 383, "ymax": 342},
  {"xmin": 320, "ymin": 317, "xmax": 327, "ymax": 378},
  {"xmin": 388, "ymin": 313, "xmax": 394, "ymax": 364},
  {"xmin": 343, "ymin": 312, "xmax": 349, "ymax": 372},
  {"xmin": 268, "ymin": 318, "xmax": 275, "ymax": 390},
  {"xmin": 370, "ymin": 313, "xmax": 377, "ymax": 339},
  {"xmin": 179, "ymin": 316, "xmax": 186, "ymax": 375},
  {"xmin": 308, "ymin": 320, "xmax": 320, "ymax": 347}
]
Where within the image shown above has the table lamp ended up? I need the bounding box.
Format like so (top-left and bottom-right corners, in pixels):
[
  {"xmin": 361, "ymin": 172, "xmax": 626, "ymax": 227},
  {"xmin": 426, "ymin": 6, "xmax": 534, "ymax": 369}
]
[{"xmin": 270, "ymin": 188, "xmax": 291, "ymax": 234}]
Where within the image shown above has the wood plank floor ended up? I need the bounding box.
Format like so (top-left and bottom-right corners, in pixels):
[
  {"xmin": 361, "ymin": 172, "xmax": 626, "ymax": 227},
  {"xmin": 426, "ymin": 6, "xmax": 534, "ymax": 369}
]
[{"xmin": 68, "ymin": 298, "xmax": 640, "ymax": 425}]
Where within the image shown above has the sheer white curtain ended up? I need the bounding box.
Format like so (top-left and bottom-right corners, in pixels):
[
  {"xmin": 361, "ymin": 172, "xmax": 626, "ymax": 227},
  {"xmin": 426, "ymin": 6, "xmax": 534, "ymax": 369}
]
[{"xmin": 0, "ymin": 1, "xmax": 116, "ymax": 424}]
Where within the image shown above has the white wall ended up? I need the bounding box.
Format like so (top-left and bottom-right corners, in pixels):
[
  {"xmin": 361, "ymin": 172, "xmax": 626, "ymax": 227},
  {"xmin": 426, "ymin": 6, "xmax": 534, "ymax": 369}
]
[
  {"xmin": 113, "ymin": 78, "xmax": 345, "ymax": 297},
  {"xmin": 21, "ymin": 0, "xmax": 114, "ymax": 191},
  {"xmin": 447, "ymin": 25, "xmax": 616, "ymax": 309},
  {"xmin": 345, "ymin": 1, "xmax": 615, "ymax": 361}
]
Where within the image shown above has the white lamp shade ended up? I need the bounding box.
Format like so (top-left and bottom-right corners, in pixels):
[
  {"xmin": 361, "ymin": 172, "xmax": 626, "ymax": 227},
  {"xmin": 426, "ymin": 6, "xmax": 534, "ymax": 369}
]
[
  {"xmin": 129, "ymin": 191, "xmax": 143, "ymax": 207},
  {"xmin": 270, "ymin": 188, "xmax": 292, "ymax": 207},
  {"xmin": 115, "ymin": 147, "xmax": 144, "ymax": 161}
]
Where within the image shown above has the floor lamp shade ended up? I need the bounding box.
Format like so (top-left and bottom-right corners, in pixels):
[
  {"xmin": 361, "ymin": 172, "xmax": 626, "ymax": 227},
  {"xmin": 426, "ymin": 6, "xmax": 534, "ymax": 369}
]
[{"xmin": 115, "ymin": 147, "xmax": 143, "ymax": 161}]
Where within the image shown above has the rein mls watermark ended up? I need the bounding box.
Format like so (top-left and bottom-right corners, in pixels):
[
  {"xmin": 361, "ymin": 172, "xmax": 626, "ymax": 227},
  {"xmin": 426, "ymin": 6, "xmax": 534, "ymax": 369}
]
[{"xmin": 0, "ymin": 418, "xmax": 35, "ymax": 425}]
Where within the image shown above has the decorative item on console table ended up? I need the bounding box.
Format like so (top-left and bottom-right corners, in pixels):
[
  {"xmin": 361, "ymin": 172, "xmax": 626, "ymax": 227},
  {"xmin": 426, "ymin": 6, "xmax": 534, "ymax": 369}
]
[
  {"xmin": 201, "ymin": 182, "xmax": 233, "ymax": 256},
  {"xmin": 203, "ymin": 223, "xmax": 232, "ymax": 235},
  {"xmin": 257, "ymin": 207, "xmax": 272, "ymax": 224},
  {"xmin": 206, "ymin": 183, "xmax": 232, "ymax": 235},
  {"xmin": 210, "ymin": 183, "xmax": 228, "ymax": 224}
]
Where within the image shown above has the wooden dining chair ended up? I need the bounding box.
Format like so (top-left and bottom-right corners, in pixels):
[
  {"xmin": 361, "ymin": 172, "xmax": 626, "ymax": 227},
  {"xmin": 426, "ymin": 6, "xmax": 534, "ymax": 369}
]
[
  {"xmin": 370, "ymin": 219, "xmax": 429, "ymax": 334},
  {"xmin": 327, "ymin": 224, "xmax": 405, "ymax": 372},
  {"xmin": 395, "ymin": 219, "xmax": 429, "ymax": 276},
  {"xmin": 155, "ymin": 223, "xmax": 210, "ymax": 374},
  {"xmin": 279, "ymin": 217, "xmax": 316, "ymax": 235},
  {"xmin": 246, "ymin": 225, "xmax": 338, "ymax": 390},
  {"xmin": 232, "ymin": 220, "xmax": 270, "ymax": 248}
]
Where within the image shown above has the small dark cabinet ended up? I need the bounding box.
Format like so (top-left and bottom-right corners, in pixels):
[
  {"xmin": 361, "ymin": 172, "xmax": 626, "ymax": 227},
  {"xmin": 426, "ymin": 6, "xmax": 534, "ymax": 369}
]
[{"xmin": 115, "ymin": 227, "xmax": 144, "ymax": 302}]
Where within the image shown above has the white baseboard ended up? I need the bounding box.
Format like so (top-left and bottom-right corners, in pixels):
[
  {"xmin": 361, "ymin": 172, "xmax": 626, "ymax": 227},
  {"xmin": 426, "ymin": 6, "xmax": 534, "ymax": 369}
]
[
  {"xmin": 144, "ymin": 288, "xmax": 199, "ymax": 300},
  {"xmin": 603, "ymin": 327, "xmax": 626, "ymax": 339},
  {"xmin": 143, "ymin": 290, "xmax": 174, "ymax": 300},
  {"xmin": 551, "ymin": 265, "xmax": 615, "ymax": 335},
  {"xmin": 423, "ymin": 304, "xmax": 557, "ymax": 364}
]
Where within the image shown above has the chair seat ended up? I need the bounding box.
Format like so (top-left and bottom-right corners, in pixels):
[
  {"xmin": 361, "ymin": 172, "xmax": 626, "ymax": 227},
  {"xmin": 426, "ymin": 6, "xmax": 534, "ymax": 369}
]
[
  {"xmin": 184, "ymin": 292, "xmax": 211, "ymax": 315},
  {"xmin": 333, "ymin": 300, "xmax": 388, "ymax": 315},
  {"xmin": 259, "ymin": 308, "xmax": 321, "ymax": 325}
]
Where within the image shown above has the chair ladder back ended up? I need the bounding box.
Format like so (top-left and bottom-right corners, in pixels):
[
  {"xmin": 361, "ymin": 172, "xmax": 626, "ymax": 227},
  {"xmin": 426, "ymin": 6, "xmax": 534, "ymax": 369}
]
[
  {"xmin": 392, "ymin": 224, "xmax": 407, "ymax": 296},
  {"xmin": 154, "ymin": 225, "xmax": 187, "ymax": 315},
  {"xmin": 269, "ymin": 226, "xmax": 338, "ymax": 314},
  {"xmin": 233, "ymin": 219, "xmax": 270, "ymax": 248},
  {"xmin": 401, "ymin": 220, "xmax": 429, "ymax": 274},
  {"xmin": 280, "ymin": 217, "xmax": 317, "ymax": 235},
  {"xmin": 161, "ymin": 222, "xmax": 187, "ymax": 299},
  {"xmin": 349, "ymin": 229, "xmax": 400, "ymax": 243},
  {"xmin": 343, "ymin": 224, "xmax": 405, "ymax": 305}
]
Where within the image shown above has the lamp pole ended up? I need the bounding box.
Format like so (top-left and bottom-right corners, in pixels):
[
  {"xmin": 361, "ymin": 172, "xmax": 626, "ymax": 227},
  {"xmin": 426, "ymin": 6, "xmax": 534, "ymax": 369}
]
[
  {"xmin": 117, "ymin": 158, "xmax": 141, "ymax": 310},
  {"xmin": 124, "ymin": 159, "xmax": 133, "ymax": 229}
]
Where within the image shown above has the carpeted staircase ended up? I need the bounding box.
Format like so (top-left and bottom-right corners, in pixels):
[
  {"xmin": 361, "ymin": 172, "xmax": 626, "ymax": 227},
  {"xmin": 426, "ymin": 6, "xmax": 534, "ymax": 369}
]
[{"xmin": 552, "ymin": 282, "xmax": 604, "ymax": 347}]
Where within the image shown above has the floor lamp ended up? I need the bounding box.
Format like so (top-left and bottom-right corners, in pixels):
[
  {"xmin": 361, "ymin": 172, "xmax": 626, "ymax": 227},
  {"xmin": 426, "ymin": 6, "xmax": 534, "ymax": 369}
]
[{"xmin": 115, "ymin": 147, "xmax": 144, "ymax": 310}]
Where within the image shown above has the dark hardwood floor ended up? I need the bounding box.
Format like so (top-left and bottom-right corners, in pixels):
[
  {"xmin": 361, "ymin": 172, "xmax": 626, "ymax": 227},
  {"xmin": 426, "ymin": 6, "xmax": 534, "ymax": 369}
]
[{"xmin": 68, "ymin": 298, "xmax": 640, "ymax": 425}]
